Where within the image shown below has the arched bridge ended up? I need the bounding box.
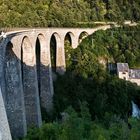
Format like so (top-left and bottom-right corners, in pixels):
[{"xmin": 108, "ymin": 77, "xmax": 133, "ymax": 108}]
[{"xmin": 0, "ymin": 25, "xmax": 112, "ymax": 139}]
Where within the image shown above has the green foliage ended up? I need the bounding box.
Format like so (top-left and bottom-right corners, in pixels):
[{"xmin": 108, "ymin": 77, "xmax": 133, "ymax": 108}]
[
  {"xmin": 73, "ymin": 26, "xmax": 140, "ymax": 68},
  {"xmin": 23, "ymin": 25, "xmax": 140, "ymax": 140},
  {"xmin": 23, "ymin": 127, "xmax": 40, "ymax": 140},
  {"xmin": 64, "ymin": 36, "xmax": 74, "ymax": 69},
  {"xmin": 1, "ymin": 0, "xmax": 140, "ymax": 27},
  {"xmin": 54, "ymin": 73, "xmax": 139, "ymax": 120},
  {"xmin": 54, "ymin": 26, "xmax": 140, "ymax": 120},
  {"xmin": 129, "ymin": 118, "xmax": 140, "ymax": 140},
  {"xmin": 23, "ymin": 105, "xmax": 140, "ymax": 140}
]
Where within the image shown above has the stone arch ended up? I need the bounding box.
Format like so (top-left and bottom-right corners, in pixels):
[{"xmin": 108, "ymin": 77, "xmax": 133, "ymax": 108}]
[
  {"xmin": 49, "ymin": 32, "xmax": 65, "ymax": 74},
  {"xmin": 50, "ymin": 32, "xmax": 61, "ymax": 70},
  {"xmin": 35, "ymin": 34, "xmax": 54, "ymax": 112},
  {"xmin": 78, "ymin": 31, "xmax": 89, "ymax": 43},
  {"xmin": 52, "ymin": 32, "xmax": 61, "ymax": 46},
  {"xmin": 35, "ymin": 34, "xmax": 45, "ymax": 95},
  {"xmin": 51, "ymin": 32, "xmax": 65, "ymax": 74},
  {"xmin": 21, "ymin": 36, "xmax": 33, "ymax": 66},
  {"xmin": 64, "ymin": 32, "xmax": 75, "ymax": 47},
  {"xmin": 50, "ymin": 33, "xmax": 57, "ymax": 71},
  {"xmin": 21, "ymin": 36, "xmax": 42, "ymax": 128},
  {"xmin": 64, "ymin": 32, "xmax": 75, "ymax": 68}
]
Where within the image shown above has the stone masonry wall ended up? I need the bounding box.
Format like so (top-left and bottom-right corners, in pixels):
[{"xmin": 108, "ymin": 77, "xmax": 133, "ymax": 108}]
[{"xmin": 0, "ymin": 38, "xmax": 12, "ymax": 140}]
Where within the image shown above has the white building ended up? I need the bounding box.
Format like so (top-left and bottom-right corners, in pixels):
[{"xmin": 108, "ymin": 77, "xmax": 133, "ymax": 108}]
[{"xmin": 117, "ymin": 63, "xmax": 140, "ymax": 86}]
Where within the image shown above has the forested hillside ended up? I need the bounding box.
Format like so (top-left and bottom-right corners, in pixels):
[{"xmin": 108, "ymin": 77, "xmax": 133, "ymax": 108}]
[
  {"xmin": 23, "ymin": 25, "xmax": 140, "ymax": 140},
  {"xmin": 55, "ymin": 25, "xmax": 140, "ymax": 119},
  {"xmin": 0, "ymin": 0, "xmax": 140, "ymax": 27}
]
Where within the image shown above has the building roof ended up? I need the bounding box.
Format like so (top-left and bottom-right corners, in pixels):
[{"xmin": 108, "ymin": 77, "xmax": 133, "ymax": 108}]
[
  {"xmin": 129, "ymin": 69, "xmax": 140, "ymax": 79},
  {"xmin": 117, "ymin": 63, "xmax": 129, "ymax": 72}
]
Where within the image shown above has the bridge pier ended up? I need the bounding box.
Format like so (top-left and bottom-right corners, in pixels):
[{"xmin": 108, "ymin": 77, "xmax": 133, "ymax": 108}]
[
  {"xmin": 21, "ymin": 36, "xmax": 42, "ymax": 128},
  {"xmin": 2, "ymin": 39, "xmax": 27, "ymax": 138},
  {"xmin": 0, "ymin": 39, "xmax": 12, "ymax": 140},
  {"xmin": 71, "ymin": 36, "xmax": 79, "ymax": 49},
  {"xmin": 0, "ymin": 87, "xmax": 12, "ymax": 140},
  {"xmin": 37, "ymin": 35, "xmax": 54, "ymax": 112},
  {"xmin": 56, "ymin": 38, "xmax": 66, "ymax": 74}
]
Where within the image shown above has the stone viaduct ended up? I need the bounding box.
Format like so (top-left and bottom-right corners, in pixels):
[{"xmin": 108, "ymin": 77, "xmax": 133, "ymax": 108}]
[{"xmin": 0, "ymin": 25, "xmax": 111, "ymax": 139}]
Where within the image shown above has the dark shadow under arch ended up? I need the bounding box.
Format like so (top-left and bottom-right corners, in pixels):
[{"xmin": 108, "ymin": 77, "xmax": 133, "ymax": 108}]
[
  {"xmin": 65, "ymin": 32, "xmax": 74, "ymax": 46},
  {"xmin": 79, "ymin": 31, "xmax": 89, "ymax": 43},
  {"xmin": 36, "ymin": 34, "xmax": 54, "ymax": 113},
  {"xmin": 50, "ymin": 34, "xmax": 57, "ymax": 72},
  {"xmin": 21, "ymin": 36, "xmax": 42, "ymax": 128},
  {"xmin": 64, "ymin": 32, "xmax": 74, "ymax": 68},
  {"xmin": 36, "ymin": 37, "xmax": 41, "ymax": 95}
]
